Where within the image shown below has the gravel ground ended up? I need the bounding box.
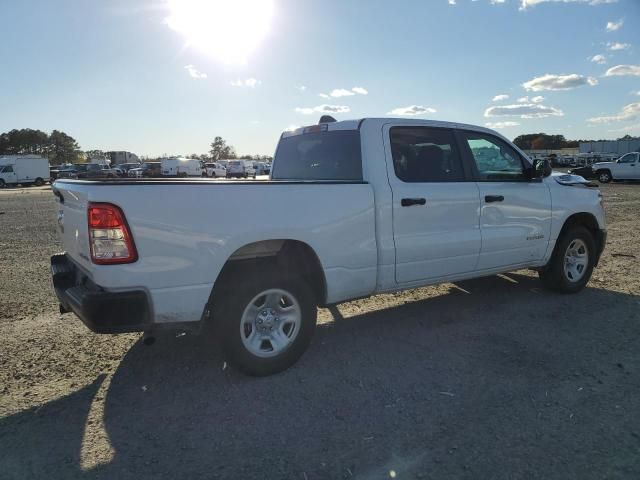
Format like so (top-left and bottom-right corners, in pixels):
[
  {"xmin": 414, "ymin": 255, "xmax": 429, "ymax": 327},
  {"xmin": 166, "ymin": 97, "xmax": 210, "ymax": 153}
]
[{"xmin": 0, "ymin": 183, "xmax": 639, "ymax": 479}]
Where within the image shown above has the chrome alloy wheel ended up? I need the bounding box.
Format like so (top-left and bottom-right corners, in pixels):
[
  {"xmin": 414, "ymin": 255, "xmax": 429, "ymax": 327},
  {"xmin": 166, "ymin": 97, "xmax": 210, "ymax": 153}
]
[
  {"xmin": 563, "ymin": 238, "xmax": 589, "ymax": 283},
  {"xmin": 240, "ymin": 289, "xmax": 302, "ymax": 358}
]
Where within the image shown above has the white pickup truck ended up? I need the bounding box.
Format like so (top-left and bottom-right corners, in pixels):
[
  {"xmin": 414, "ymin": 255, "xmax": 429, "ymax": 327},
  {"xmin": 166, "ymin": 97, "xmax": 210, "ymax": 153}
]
[
  {"xmin": 51, "ymin": 117, "xmax": 606, "ymax": 375},
  {"xmin": 592, "ymin": 151, "xmax": 640, "ymax": 183}
]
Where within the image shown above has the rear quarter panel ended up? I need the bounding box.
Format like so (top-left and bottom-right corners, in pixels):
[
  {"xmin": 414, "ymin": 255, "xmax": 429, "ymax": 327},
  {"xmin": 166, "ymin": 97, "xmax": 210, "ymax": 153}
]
[{"xmin": 56, "ymin": 181, "xmax": 377, "ymax": 324}]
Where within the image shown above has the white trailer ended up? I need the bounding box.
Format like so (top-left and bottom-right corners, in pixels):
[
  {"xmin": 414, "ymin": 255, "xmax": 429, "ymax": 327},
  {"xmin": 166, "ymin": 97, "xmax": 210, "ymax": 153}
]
[
  {"xmin": 161, "ymin": 157, "xmax": 203, "ymax": 177},
  {"xmin": 0, "ymin": 155, "xmax": 50, "ymax": 187}
]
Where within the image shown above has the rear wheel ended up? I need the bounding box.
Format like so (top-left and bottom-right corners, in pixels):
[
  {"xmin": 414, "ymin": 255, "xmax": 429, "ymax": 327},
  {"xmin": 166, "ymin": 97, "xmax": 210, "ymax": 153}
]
[
  {"xmin": 539, "ymin": 226, "xmax": 595, "ymax": 293},
  {"xmin": 597, "ymin": 170, "xmax": 612, "ymax": 183},
  {"xmin": 213, "ymin": 266, "xmax": 317, "ymax": 376},
  {"xmin": 0, "ymin": 179, "xmax": 5, "ymax": 188},
  {"xmin": 34, "ymin": 177, "xmax": 44, "ymax": 186}
]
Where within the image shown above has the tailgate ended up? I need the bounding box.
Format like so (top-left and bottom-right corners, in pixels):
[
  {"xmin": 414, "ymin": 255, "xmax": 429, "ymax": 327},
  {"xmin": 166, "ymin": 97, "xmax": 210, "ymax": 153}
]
[{"xmin": 52, "ymin": 181, "xmax": 92, "ymax": 270}]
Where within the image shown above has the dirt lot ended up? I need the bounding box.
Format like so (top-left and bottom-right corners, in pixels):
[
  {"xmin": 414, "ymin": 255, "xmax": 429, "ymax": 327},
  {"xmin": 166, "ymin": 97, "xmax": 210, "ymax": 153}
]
[{"xmin": 1, "ymin": 183, "xmax": 639, "ymax": 479}]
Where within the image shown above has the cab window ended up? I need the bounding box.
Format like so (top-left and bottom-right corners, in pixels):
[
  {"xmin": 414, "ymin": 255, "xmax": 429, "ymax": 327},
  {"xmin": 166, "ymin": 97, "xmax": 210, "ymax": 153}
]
[
  {"xmin": 618, "ymin": 153, "xmax": 638, "ymax": 164},
  {"xmin": 390, "ymin": 127, "xmax": 465, "ymax": 182},
  {"xmin": 462, "ymin": 132, "xmax": 526, "ymax": 181}
]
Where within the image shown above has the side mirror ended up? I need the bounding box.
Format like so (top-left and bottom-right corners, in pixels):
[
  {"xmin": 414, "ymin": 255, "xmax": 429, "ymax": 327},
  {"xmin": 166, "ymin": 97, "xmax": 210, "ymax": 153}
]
[{"xmin": 531, "ymin": 159, "xmax": 552, "ymax": 179}]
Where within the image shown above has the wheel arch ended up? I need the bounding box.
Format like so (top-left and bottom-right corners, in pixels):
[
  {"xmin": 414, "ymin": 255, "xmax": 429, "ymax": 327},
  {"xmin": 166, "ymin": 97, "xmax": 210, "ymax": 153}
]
[
  {"xmin": 210, "ymin": 239, "xmax": 328, "ymax": 310},
  {"xmin": 553, "ymin": 212, "xmax": 605, "ymax": 266},
  {"xmin": 559, "ymin": 212, "xmax": 600, "ymax": 238}
]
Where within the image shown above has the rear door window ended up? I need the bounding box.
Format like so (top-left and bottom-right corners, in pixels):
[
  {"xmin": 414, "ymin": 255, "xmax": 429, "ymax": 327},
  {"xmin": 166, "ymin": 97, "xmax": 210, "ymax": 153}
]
[
  {"xmin": 390, "ymin": 127, "xmax": 465, "ymax": 182},
  {"xmin": 272, "ymin": 130, "xmax": 362, "ymax": 181}
]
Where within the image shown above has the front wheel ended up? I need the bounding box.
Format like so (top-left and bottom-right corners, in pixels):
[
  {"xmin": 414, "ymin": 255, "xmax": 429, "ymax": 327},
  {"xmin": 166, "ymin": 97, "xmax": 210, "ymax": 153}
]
[
  {"xmin": 213, "ymin": 268, "xmax": 317, "ymax": 376},
  {"xmin": 539, "ymin": 226, "xmax": 596, "ymax": 293},
  {"xmin": 597, "ymin": 170, "xmax": 612, "ymax": 183},
  {"xmin": 0, "ymin": 179, "xmax": 5, "ymax": 188},
  {"xmin": 34, "ymin": 177, "xmax": 44, "ymax": 186}
]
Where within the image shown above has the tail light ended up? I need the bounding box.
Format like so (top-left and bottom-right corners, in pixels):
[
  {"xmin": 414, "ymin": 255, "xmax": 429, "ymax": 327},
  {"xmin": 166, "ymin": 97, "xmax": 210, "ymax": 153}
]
[{"xmin": 88, "ymin": 202, "xmax": 137, "ymax": 264}]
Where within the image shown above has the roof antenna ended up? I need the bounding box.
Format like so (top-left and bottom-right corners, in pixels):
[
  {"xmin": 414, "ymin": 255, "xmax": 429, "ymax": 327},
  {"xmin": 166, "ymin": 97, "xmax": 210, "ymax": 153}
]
[{"xmin": 319, "ymin": 115, "xmax": 336, "ymax": 124}]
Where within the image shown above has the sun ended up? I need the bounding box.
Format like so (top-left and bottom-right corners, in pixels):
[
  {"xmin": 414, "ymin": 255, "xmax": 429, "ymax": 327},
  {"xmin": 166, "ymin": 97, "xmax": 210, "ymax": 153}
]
[{"xmin": 165, "ymin": 0, "xmax": 274, "ymax": 64}]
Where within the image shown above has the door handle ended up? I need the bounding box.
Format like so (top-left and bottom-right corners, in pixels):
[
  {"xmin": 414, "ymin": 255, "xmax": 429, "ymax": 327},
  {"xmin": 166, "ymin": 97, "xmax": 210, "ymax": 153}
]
[
  {"xmin": 401, "ymin": 197, "xmax": 426, "ymax": 207},
  {"xmin": 485, "ymin": 195, "xmax": 504, "ymax": 203}
]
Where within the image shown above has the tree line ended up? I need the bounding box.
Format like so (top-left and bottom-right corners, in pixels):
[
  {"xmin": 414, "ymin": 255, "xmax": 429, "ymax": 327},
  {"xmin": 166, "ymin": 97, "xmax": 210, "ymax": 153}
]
[
  {"xmin": 0, "ymin": 129, "xmax": 272, "ymax": 165},
  {"xmin": 513, "ymin": 133, "xmax": 639, "ymax": 151},
  {"xmin": 0, "ymin": 128, "xmax": 81, "ymax": 165}
]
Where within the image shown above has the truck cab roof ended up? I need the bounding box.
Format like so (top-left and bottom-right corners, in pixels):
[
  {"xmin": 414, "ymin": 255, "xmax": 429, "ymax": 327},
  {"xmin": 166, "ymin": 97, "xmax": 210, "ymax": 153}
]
[{"xmin": 282, "ymin": 117, "xmax": 507, "ymax": 138}]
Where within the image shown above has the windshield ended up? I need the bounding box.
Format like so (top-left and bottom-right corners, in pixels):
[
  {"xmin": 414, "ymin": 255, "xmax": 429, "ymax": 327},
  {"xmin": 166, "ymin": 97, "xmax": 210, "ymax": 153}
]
[{"xmin": 272, "ymin": 130, "xmax": 362, "ymax": 181}]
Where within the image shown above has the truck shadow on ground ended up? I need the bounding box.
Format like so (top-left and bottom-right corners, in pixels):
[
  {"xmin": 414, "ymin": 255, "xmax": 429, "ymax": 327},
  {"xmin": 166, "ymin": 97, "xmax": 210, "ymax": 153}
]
[{"xmin": 2, "ymin": 273, "xmax": 639, "ymax": 479}]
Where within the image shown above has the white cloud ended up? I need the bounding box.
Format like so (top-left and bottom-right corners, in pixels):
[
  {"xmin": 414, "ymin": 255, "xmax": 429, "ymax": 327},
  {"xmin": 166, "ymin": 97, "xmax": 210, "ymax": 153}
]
[
  {"xmin": 320, "ymin": 87, "xmax": 369, "ymax": 98},
  {"xmin": 387, "ymin": 105, "xmax": 437, "ymax": 116},
  {"xmin": 230, "ymin": 78, "xmax": 261, "ymax": 88},
  {"xmin": 588, "ymin": 103, "xmax": 640, "ymax": 123},
  {"xmin": 484, "ymin": 103, "xmax": 564, "ymax": 118},
  {"xmin": 522, "ymin": 73, "xmax": 598, "ymax": 91},
  {"xmin": 520, "ymin": 0, "xmax": 617, "ymax": 9},
  {"xmin": 517, "ymin": 96, "xmax": 529, "ymax": 103},
  {"xmin": 184, "ymin": 64, "xmax": 207, "ymax": 79},
  {"xmin": 448, "ymin": 0, "xmax": 456, "ymax": 4},
  {"xmin": 329, "ymin": 88, "xmax": 355, "ymax": 97},
  {"xmin": 607, "ymin": 42, "xmax": 630, "ymax": 51},
  {"xmin": 606, "ymin": 19, "xmax": 623, "ymax": 32},
  {"xmin": 294, "ymin": 105, "xmax": 350, "ymax": 115},
  {"xmin": 604, "ymin": 65, "xmax": 640, "ymax": 77},
  {"xmin": 284, "ymin": 125, "xmax": 300, "ymax": 132},
  {"xmin": 485, "ymin": 121, "xmax": 520, "ymax": 129},
  {"xmin": 492, "ymin": 94, "xmax": 509, "ymax": 101},
  {"xmin": 590, "ymin": 54, "xmax": 607, "ymax": 64},
  {"xmin": 296, "ymin": 85, "xmax": 307, "ymax": 92},
  {"xmin": 531, "ymin": 95, "xmax": 545, "ymax": 103}
]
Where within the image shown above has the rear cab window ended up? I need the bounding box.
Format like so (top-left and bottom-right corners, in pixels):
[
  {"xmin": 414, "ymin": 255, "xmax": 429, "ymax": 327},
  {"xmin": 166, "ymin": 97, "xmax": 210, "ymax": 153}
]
[{"xmin": 272, "ymin": 130, "xmax": 362, "ymax": 181}]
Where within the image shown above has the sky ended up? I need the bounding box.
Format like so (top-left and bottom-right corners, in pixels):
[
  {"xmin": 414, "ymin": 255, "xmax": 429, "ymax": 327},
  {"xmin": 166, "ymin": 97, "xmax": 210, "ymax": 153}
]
[{"xmin": 1, "ymin": 0, "xmax": 639, "ymax": 157}]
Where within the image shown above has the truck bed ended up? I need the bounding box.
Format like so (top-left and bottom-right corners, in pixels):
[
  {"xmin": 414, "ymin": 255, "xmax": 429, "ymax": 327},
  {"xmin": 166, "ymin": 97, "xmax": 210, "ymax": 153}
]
[{"xmin": 52, "ymin": 178, "xmax": 378, "ymax": 325}]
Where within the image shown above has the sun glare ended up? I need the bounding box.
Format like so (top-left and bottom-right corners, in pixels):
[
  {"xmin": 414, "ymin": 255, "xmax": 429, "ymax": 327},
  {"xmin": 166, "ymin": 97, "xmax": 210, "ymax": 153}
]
[{"xmin": 165, "ymin": 0, "xmax": 274, "ymax": 64}]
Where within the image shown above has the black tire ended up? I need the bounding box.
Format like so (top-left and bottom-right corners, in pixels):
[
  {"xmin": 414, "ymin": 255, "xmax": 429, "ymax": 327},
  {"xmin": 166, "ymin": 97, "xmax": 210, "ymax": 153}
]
[
  {"xmin": 539, "ymin": 226, "xmax": 596, "ymax": 293},
  {"xmin": 597, "ymin": 170, "xmax": 612, "ymax": 183},
  {"xmin": 34, "ymin": 177, "xmax": 44, "ymax": 186},
  {"xmin": 212, "ymin": 265, "xmax": 317, "ymax": 376},
  {"xmin": 0, "ymin": 179, "xmax": 5, "ymax": 188}
]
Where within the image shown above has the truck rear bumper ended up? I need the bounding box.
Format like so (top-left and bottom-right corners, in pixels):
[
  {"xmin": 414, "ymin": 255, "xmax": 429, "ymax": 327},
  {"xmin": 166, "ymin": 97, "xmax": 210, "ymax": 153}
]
[{"xmin": 51, "ymin": 253, "xmax": 151, "ymax": 333}]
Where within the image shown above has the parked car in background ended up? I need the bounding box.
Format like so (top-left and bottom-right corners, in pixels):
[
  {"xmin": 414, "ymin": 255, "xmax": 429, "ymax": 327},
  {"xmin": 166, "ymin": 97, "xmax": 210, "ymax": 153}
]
[
  {"xmin": 161, "ymin": 157, "xmax": 204, "ymax": 177},
  {"xmin": 58, "ymin": 163, "xmax": 116, "ymax": 180},
  {"xmin": 253, "ymin": 162, "xmax": 271, "ymax": 175},
  {"xmin": 128, "ymin": 162, "xmax": 162, "ymax": 178},
  {"xmin": 111, "ymin": 166, "xmax": 126, "ymax": 177},
  {"xmin": 0, "ymin": 155, "xmax": 49, "ymax": 187},
  {"xmin": 592, "ymin": 152, "xmax": 640, "ymax": 183},
  {"xmin": 51, "ymin": 116, "xmax": 606, "ymax": 376},
  {"xmin": 119, "ymin": 163, "xmax": 142, "ymax": 174},
  {"xmin": 205, "ymin": 162, "xmax": 227, "ymax": 178},
  {"xmin": 568, "ymin": 165, "xmax": 596, "ymax": 179},
  {"xmin": 227, "ymin": 160, "xmax": 256, "ymax": 178}
]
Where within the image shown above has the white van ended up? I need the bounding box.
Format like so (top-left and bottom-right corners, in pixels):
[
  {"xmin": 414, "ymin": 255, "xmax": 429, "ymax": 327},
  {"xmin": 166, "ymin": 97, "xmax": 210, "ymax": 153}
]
[
  {"xmin": 226, "ymin": 160, "xmax": 256, "ymax": 178},
  {"xmin": 0, "ymin": 155, "xmax": 50, "ymax": 187},
  {"xmin": 161, "ymin": 157, "xmax": 204, "ymax": 177}
]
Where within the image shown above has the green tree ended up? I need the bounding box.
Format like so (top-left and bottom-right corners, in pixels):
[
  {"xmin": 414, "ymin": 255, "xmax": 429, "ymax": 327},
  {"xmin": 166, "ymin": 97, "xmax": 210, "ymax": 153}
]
[
  {"xmin": 49, "ymin": 130, "xmax": 81, "ymax": 165},
  {"xmin": 209, "ymin": 136, "xmax": 236, "ymax": 160}
]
